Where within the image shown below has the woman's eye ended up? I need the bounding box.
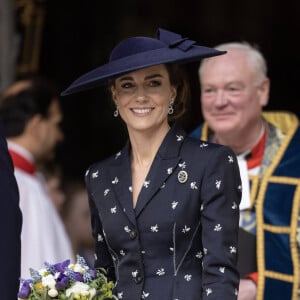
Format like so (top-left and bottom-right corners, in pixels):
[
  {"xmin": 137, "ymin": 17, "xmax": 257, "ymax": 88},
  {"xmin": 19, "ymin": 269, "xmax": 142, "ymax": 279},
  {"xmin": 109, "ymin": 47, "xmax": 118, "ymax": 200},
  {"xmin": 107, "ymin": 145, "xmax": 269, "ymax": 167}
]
[
  {"xmin": 148, "ymin": 80, "xmax": 161, "ymax": 87},
  {"xmin": 121, "ymin": 82, "xmax": 134, "ymax": 89}
]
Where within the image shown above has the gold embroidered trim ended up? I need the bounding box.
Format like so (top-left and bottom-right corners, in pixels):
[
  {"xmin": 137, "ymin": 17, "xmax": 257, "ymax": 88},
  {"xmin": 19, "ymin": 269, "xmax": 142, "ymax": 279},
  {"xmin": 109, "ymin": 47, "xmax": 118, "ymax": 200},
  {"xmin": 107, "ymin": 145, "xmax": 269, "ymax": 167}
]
[
  {"xmin": 256, "ymin": 112, "xmax": 299, "ymax": 300},
  {"xmin": 265, "ymin": 271, "xmax": 294, "ymax": 282},
  {"xmin": 263, "ymin": 225, "xmax": 291, "ymax": 233},
  {"xmin": 249, "ymin": 175, "xmax": 259, "ymax": 208}
]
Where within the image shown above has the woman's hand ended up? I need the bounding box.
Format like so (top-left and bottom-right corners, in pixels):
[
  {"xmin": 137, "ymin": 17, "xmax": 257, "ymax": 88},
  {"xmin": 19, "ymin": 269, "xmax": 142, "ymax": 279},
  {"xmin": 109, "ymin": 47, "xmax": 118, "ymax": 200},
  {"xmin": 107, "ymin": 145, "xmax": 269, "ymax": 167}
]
[{"xmin": 238, "ymin": 279, "xmax": 257, "ymax": 300}]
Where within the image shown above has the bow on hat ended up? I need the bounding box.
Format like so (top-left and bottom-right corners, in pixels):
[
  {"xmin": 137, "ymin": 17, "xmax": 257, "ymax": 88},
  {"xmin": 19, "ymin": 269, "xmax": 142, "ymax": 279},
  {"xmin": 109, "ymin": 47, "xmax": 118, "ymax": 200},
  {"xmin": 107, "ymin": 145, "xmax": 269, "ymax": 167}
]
[{"xmin": 157, "ymin": 28, "xmax": 196, "ymax": 51}]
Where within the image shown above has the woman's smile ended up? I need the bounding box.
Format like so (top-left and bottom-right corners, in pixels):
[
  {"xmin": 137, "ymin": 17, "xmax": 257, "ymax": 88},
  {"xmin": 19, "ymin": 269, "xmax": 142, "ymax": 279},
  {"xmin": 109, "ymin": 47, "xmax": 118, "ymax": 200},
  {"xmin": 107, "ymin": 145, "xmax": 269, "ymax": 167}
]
[{"xmin": 131, "ymin": 107, "xmax": 154, "ymax": 115}]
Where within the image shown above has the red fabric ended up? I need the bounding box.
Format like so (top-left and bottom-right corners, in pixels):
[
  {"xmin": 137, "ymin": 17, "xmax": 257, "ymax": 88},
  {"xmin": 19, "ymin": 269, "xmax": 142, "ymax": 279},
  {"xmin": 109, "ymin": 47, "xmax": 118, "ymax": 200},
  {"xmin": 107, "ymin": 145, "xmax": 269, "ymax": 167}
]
[
  {"xmin": 245, "ymin": 272, "xmax": 258, "ymax": 285},
  {"xmin": 9, "ymin": 149, "xmax": 36, "ymax": 175},
  {"xmin": 246, "ymin": 127, "xmax": 267, "ymax": 170},
  {"xmin": 243, "ymin": 127, "xmax": 267, "ymax": 284}
]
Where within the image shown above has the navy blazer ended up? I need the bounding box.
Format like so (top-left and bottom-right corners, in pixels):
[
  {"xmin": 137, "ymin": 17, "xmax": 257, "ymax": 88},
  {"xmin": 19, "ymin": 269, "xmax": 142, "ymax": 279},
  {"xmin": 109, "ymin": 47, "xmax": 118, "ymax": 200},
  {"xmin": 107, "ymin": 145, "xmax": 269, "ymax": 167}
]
[
  {"xmin": 0, "ymin": 123, "xmax": 22, "ymax": 300},
  {"xmin": 86, "ymin": 124, "xmax": 241, "ymax": 300}
]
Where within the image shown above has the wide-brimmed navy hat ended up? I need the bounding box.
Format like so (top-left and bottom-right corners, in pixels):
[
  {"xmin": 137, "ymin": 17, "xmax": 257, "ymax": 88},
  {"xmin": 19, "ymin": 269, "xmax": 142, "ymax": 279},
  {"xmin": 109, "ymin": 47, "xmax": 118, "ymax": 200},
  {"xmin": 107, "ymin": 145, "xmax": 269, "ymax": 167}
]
[{"xmin": 61, "ymin": 28, "xmax": 226, "ymax": 96}]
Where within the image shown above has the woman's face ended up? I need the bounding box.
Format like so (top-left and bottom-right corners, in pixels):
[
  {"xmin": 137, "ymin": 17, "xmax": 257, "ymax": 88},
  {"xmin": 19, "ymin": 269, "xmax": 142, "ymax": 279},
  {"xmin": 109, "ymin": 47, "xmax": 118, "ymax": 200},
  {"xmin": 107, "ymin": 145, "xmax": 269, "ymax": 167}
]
[{"xmin": 111, "ymin": 64, "xmax": 176, "ymax": 134}]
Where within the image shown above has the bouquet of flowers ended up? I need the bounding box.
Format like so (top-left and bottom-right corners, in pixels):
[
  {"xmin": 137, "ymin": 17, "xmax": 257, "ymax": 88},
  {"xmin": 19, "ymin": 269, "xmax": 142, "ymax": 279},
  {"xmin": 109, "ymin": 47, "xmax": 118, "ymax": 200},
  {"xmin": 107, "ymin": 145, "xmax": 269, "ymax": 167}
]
[{"xmin": 18, "ymin": 255, "xmax": 118, "ymax": 300}]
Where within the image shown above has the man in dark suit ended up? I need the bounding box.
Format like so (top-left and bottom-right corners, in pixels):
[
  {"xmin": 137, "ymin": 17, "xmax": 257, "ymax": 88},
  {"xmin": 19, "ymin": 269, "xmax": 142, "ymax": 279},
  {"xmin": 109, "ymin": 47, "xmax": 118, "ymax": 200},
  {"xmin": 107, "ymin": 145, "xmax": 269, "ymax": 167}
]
[{"xmin": 0, "ymin": 121, "xmax": 22, "ymax": 299}]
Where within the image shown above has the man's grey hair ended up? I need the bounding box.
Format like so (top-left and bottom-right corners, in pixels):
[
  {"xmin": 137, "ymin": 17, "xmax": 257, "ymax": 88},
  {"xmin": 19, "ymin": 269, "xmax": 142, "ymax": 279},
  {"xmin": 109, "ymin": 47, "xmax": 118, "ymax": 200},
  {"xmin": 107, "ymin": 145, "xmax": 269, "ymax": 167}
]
[{"xmin": 199, "ymin": 42, "xmax": 268, "ymax": 85}]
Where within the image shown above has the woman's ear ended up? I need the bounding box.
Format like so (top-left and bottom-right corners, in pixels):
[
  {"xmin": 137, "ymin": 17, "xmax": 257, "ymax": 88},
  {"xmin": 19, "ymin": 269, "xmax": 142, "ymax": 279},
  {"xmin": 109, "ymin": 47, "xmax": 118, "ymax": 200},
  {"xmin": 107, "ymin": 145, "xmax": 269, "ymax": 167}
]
[
  {"xmin": 171, "ymin": 86, "xmax": 177, "ymax": 101},
  {"xmin": 111, "ymin": 86, "xmax": 117, "ymax": 102}
]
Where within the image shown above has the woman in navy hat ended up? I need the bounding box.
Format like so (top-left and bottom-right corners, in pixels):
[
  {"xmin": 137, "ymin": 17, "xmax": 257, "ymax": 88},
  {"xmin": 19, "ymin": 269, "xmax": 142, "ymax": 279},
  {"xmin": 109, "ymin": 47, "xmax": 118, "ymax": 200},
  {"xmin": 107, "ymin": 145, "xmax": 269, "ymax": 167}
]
[{"xmin": 62, "ymin": 28, "xmax": 241, "ymax": 299}]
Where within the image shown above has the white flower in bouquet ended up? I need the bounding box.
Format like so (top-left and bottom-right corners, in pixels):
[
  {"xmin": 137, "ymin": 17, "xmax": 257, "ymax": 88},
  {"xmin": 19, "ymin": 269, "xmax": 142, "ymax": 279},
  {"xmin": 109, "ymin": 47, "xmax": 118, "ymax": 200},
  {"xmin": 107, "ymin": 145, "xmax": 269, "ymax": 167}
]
[{"xmin": 66, "ymin": 281, "xmax": 96, "ymax": 299}]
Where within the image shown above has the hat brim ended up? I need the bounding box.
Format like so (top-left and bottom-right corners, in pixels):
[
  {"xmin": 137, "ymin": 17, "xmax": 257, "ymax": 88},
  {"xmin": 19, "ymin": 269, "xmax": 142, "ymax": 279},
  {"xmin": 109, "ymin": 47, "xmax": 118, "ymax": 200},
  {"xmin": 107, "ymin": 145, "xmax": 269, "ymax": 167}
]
[{"xmin": 61, "ymin": 45, "xmax": 225, "ymax": 96}]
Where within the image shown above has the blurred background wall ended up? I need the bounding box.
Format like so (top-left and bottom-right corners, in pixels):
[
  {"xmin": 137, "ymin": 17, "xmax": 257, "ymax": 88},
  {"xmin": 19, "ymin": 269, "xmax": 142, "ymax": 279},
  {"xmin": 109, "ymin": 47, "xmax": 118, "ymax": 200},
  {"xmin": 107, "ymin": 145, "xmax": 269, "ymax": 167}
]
[{"xmin": 2, "ymin": 0, "xmax": 300, "ymax": 180}]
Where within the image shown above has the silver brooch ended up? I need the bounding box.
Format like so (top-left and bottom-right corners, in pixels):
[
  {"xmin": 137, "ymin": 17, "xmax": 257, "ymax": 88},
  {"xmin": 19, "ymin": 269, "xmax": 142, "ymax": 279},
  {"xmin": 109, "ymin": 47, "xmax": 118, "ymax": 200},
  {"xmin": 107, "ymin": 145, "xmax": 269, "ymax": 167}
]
[{"xmin": 178, "ymin": 170, "xmax": 188, "ymax": 183}]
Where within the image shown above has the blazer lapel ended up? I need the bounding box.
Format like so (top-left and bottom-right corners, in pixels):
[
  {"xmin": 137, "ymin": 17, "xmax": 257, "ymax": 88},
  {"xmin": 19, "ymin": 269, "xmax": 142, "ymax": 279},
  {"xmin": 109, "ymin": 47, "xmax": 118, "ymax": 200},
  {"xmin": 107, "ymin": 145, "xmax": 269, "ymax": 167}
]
[
  {"xmin": 135, "ymin": 124, "xmax": 186, "ymax": 217},
  {"xmin": 108, "ymin": 142, "xmax": 137, "ymax": 225}
]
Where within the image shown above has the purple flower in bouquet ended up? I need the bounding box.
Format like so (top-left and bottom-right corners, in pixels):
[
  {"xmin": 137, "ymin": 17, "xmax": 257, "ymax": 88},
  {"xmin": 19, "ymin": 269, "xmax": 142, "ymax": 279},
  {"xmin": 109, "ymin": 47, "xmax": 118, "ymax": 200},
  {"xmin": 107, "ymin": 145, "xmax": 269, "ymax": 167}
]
[
  {"xmin": 55, "ymin": 272, "xmax": 70, "ymax": 290},
  {"xmin": 65, "ymin": 268, "xmax": 84, "ymax": 282},
  {"xmin": 18, "ymin": 279, "xmax": 32, "ymax": 298},
  {"xmin": 53, "ymin": 259, "xmax": 70, "ymax": 273},
  {"xmin": 83, "ymin": 268, "xmax": 97, "ymax": 283},
  {"xmin": 88, "ymin": 268, "xmax": 97, "ymax": 279}
]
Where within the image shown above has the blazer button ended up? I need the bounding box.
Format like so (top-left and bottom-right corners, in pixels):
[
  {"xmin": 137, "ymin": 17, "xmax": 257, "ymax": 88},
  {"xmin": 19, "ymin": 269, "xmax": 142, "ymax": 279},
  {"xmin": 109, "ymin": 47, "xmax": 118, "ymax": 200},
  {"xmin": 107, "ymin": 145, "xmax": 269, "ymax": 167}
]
[
  {"xmin": 133, "ymin": 273, "xmax": 143, "ymax": 284},
  {"xmin": 129, "ymin": 229, "xmax": 137, "ymax": 239}
]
